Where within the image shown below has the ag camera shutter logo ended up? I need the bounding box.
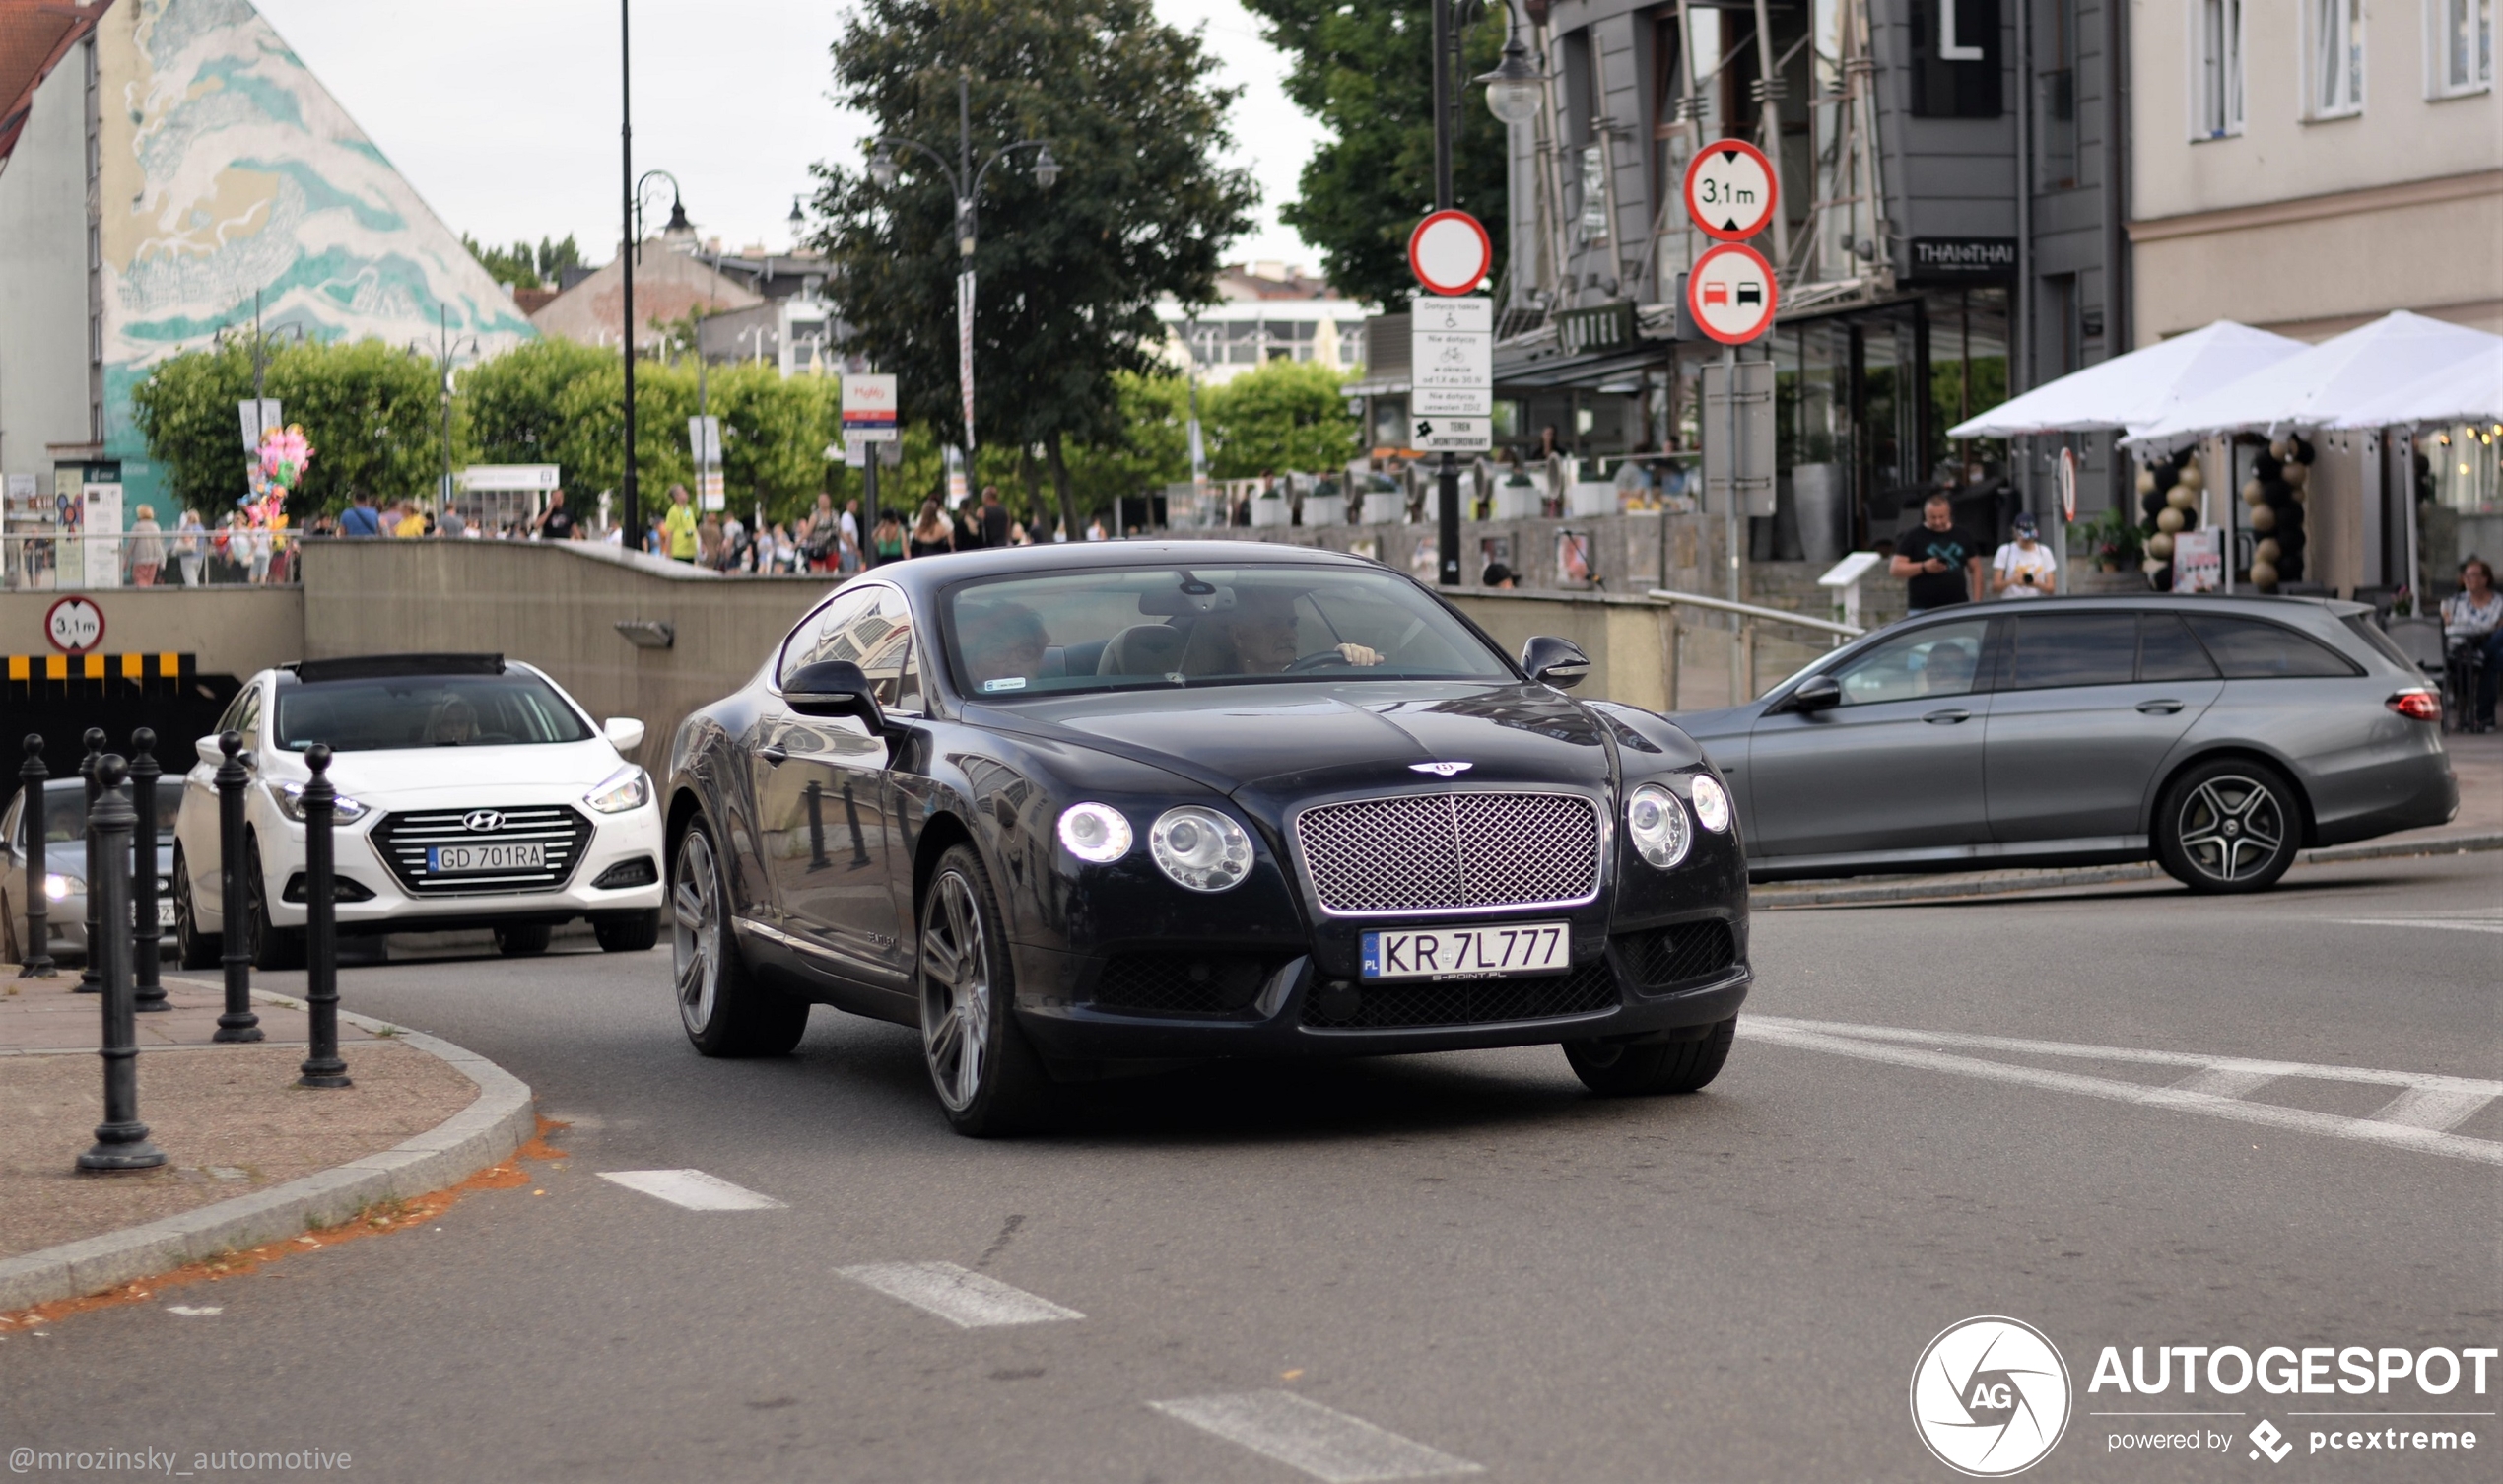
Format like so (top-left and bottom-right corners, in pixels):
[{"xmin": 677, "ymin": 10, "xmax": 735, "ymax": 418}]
[{"xmin": 1911, "ymin": 1316, "xmax": 2073, "ymax": 1476}]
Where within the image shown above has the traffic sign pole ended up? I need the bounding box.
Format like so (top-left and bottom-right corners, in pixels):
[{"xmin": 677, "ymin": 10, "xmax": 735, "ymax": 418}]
[{"xmin": 1404, "ymin": 220, "xmax": 1493, "ymax": 590}]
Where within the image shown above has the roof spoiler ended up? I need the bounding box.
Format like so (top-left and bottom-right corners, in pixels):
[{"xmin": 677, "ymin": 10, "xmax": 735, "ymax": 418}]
[{"xmin": 286, "ymin": 653, "xmax": 507, "ymax": 684}]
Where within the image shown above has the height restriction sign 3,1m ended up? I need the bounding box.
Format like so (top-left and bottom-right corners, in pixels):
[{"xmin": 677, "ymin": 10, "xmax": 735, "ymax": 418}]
[
  {"xmin": 1686, "ymin": 242, "xmax": 1779, "ymax": 345},
  {"xmin": 1682, "ymin": 139, "xmax": 1778, "ymax": 241}
]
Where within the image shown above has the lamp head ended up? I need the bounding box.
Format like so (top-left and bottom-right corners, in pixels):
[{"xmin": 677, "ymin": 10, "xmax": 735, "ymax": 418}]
[
  {"xmin": 867, "ymin": 146, "xmax": 899, "ymax": 189},
  {"xmin": 1478, "ymin": 35, "xmax": 1545, "ymax": 126},
  {"xmin": 787, "ymin": 195, "xmax": 805, "ymax": 229},
  {"xmin": 1032, "ymin": 144, "xmax": 1060, "ymax": 190}
]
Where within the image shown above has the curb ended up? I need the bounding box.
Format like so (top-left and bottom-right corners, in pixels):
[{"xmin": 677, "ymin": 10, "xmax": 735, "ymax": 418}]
[
  {"xmin": 0, "ymin": 989, "xmax": 533, "ymax": 1313},
  {"xmin": 1752, "ymin": 830, "xmax": 2503, "ymax": 909}
]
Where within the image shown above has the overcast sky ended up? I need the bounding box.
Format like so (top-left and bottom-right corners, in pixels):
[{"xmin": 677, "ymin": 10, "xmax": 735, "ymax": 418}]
[{"xmin": 250, "ymin": 0, "xmax": 1328, "ymax": 271}]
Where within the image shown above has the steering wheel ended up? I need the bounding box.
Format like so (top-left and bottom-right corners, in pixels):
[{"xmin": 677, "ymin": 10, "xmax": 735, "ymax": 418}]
[{"xmin": 1285, "ymin": 650, "xmax": 1354, "ymax": 673}]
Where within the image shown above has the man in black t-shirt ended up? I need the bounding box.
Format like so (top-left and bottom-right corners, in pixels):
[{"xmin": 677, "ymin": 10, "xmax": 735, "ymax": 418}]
[
  {"xmin": 978, "ymin": 486, "xmax": 1011, "ymax": 549},
  {"xmin": 536, "ymin": 489, "xmax": 576, "ymax": 541},
  {"xmin": 1889, "ymin": 494, "xmax": 1985, "ymax": 613}
]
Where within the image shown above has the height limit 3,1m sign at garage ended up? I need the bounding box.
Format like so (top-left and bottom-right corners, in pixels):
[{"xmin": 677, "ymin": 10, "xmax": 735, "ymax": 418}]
[{"xmin": 1682, "ymin": 138, "xmax": 1779, "ymax": 345}]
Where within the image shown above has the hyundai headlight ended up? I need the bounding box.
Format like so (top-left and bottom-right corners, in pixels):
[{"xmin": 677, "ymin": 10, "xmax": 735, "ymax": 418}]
[
  {"xmin": 585, "ymin": 765, "xmax": 652, "ymax": 815},
  {"xmin": 1689, "ymin": 776, "xmax": 1732, "ymax": 834},
  {"xmin": 269, "ymin": 780, "xmax": 368, "ymax": 824},
  {"xmin": 1055, "ymin": 802, "xmax": 1133, "ymax": 864},
  {"xmin": 1148, "ymin": 805, "xmax": 1253, "ymax": 892},
  {"xmin": 1626, "ymin": 782, "xmax": 1691, "ymax": 870}
]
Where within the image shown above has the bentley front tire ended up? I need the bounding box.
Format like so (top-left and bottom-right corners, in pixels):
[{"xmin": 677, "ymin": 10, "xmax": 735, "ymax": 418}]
[
  {"xmin": 918, "ymin": 844, "xmax": 1052, "ymax": 1137},
  {"xmin": 1565, "ymin": 1016, "xmax": 1736, "ymax": 1096},
  {"xmin": 672, "ymin": 818, "xmax": 807, "ymax": 1057}
]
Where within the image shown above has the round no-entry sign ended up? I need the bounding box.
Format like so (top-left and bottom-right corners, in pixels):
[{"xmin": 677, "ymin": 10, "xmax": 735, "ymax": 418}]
[
  {"xmin": 1686, "ymin": 242, "xmax": 1779, "ymax": 344},
  {"xmin": 2059, "ymin": 447, "xmax": 2078, "ymax": 522},
  {"xmin": 1407, "ymin": 210, "xmax": 1492, "ymax": 297},
  {"xmin": 1683, "ymin": 139, "xmax": 1778, "ymax": 241},
  {"xmin": 45, "ymin": 595, "xmax": 104, "ymax": 654}
]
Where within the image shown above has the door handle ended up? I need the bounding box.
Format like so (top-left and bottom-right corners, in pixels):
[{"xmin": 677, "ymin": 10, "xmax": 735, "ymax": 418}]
[
  {"xmin": 759, "ymin": 744, "xmax": 788, "ymax": 766},
  {"xmin": 2135, "ymin": 700, "xmax": 2184, "ymax": 714},
  {"xmin": 1922, "ymin": 708, "xmax": 1971, "ymax": 724}
]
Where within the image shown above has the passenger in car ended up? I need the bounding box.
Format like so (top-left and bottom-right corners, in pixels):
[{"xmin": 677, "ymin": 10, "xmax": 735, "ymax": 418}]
[{"xmin": 959, "ymin": 602, "xmax": 1052, "ymax": 692}]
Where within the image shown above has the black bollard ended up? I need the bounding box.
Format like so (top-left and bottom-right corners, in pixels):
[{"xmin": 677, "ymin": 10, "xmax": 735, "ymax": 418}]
[
  {"xmin": 78, "ymin": 754, "xmax": 166, "ymax": 1172},
  {"xmin": 18, "ymin": 735, "xmax": 54, "ymax": 978},
  {"xmin": 211, "ymin": 731, "xmax": 261, "ymax": 1043},
  {"xmin": 131, "ymin": 730, "xmax": 167, "ymax": 1013},
  {"xmin": 295, "ymin": 743, "xmax": 349, "ymax": 1089},
  {"xmin": 76, "ymin": 729, "xmax": 103, "ymax": 993}
]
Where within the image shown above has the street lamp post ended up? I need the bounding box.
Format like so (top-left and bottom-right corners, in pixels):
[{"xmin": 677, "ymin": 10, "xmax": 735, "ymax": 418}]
[
  {"xmin": 414, "ymin": 307, "xmax": 479, "ymax": 516},
  {"xmin": 621, "ymin": 168, "xmax": 689, "ymax": 549},
  {"xmin": 866, "ymin": 72, "xmax": 1057, "ymax": 456}
]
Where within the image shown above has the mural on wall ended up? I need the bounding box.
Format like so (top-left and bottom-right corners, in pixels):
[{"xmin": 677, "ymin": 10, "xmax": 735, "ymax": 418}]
[{"xmin": 93, "ymin": 0, "xmax": 530, "ymax": 505}]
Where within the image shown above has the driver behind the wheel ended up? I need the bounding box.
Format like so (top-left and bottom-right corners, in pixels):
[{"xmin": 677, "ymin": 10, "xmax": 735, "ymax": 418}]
[
  {"xmin": 1181, "ymin": 586, "xmax": 1382, "ymax": 676},
  {"xmin": 958, "ymin": 600, "xmax": 1051, "ymax": 692},
  {"xmin": 425, "ymin": 694, "xmax": 480, "ymax": 746}
]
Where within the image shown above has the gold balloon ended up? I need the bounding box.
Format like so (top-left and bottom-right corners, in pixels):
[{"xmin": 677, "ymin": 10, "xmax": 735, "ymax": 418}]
[
  {"xmin": 2146, "ymin": 531, "xmax": 2176, "ymax": 560},
  {"xmin": 2250, "ymin": 504, "xmax": 2278, "ymax": 532},
  {"xmin": 2268, "ymin": 439, "xmax": 2291, "ymax": 460},
  {"xmin": 2250, "ymin": 560, "xmax": 2278, "ymax": 589},
  {"xmin": 2156, "ymin": 506, "xmax": 2187, "ymax": 534},
  {"xmin": 2282, "ymin": 461, "xmax": 2309, "ymax": 489},
  {"xmin": 2178, "ymin": 462, "xmax": 2204, "ymax": 492},
  {"xmin": 2255, "ymin": 537, "xmax": 2281, "ymax": 566},
  {"xmin": 2166, "ymin": 484, "xmax": 2199, "ymax": 511},
  {"xmin": 2135, "ymin": 467, "xmax": 2159, "ymax": 496}
]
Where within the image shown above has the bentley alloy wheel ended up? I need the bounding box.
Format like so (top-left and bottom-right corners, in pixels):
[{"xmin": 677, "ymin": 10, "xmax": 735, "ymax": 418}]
[
  {"xmin": 916, "ymin": 844, "xmax": 1050, "ymax": 1135},
  {"xmin": 671, "ymin": 818, "xmax": 808, "ymax": 1057}
]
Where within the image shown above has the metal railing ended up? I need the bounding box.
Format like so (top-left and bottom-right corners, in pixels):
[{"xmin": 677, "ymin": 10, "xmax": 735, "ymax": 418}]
[
  {"xmin": 3, "ymin": 532, "xmax": 300, "ymax": 590},
  {"xmin": 1646, "ymin": 586, "xmax": 1866, "ymax": 639}
]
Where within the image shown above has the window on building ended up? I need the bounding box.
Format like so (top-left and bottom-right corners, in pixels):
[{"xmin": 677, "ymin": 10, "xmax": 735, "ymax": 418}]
[
  {"xmin": 2195, "ymin": 0, "xmax": 2245, "ymax": 137},
  {"xmin": 2306, "ymin": 0, "xmax": 2366, "ymax": 117},
  {"xmin": 2429, "ymin": 0, "xmax": 2494, "ymax": 96},
  {"xmin": 1334, "ymin": 320, "xmax": 1367, "ymax": 368},
  {"xmin": 1578, "ymin": 145, "xmax": 1610, "ymax": 242},
  {"xmin": 1269, "ymin": 321, "xmax": 1318, "ymax": 363},
  {"xmin": 2036, "ymin": 0, "xmax": 2078, "ymax": 187}
]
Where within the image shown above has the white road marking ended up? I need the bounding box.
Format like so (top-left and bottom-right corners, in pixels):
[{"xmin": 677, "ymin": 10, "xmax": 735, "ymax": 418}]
[
  {"xmin": 596, "ymin": 1169, "xmax": 787, "ymax": 1211},
  {"xmin": 835, "ymin": 1261, "xmax": 1083, "ymax": 1328},
  {"xmin": 2337, "ymin": 918, "xmax": 2503, "ymax": 933},
  {"xmin": 1742, "ymin": 1016, "xmax": 2503, "ymax": 1166},
  {"xmin": 164, "ymin": 1306, "xmax": 222, "ymax": 1316},
  {"xmin": 1149, "ymin": 1391, "xmax": 1483, "ymax": 1483},
  {"xmin": 2168, "ymin": 1065, "xmax": 2277, "ymax": 1098}
]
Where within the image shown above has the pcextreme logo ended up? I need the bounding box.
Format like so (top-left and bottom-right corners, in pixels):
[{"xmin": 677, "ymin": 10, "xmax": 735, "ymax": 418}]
[{"xmin": 1912, "ymin": 1316, "xmax": 2075, "ymax": 1477}]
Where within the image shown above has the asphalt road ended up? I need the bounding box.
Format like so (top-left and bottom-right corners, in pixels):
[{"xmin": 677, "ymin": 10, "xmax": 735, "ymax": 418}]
[{"xmin": 3, "ymin": 852, "xmax": 2496, "ymax": 1483}]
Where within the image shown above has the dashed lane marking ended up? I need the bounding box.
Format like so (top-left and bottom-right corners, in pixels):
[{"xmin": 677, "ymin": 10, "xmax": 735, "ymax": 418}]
[
  {"xmin": 1149, "ymin": 1391, "xmax": 1484, "ymax": 1483},
  {"xmin": 595, "ymin": 1169, "xmax": 787, "ymax": 1211},
  {"xmin": 2337, "ymin": 918, "xmax": 2503, "ymax": 933},
  {"xmin": 1742, "ymin": 1016, "xmax": 2503, "ymax": 1166},
  {"xmin": 836, "ymin": 1261, "xmax": 1084, "ymax": 1328}
]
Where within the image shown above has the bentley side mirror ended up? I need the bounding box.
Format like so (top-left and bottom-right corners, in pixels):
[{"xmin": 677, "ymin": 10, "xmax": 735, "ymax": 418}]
[
  {"xmin": 1787, "ymin": 675, "xmax": 1842, "ymax": 713},
  {"xmin": 1520, "ymin": 636, "xmax": 1592, "ymax": 690},
  {"xmin": 784, "ymin": 659, "xmax": 885, "ymax": 728}
]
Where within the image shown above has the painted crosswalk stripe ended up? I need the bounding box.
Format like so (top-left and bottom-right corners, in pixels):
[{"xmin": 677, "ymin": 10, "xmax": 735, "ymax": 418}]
[
  {"xmin": 836, "ymin": 1261, "xmax": 1083, "ymax": 1328},
  {"xmin": 1742, "ymin": 1016, "xmax": 2503, "ymax": 1166},
  {"xmin": 596, "ymin": 1169, "xmax": 787, "ymax": 1210},
  {"xmin": 1149, "ymin": 1391, "xmax": 1482, "ymax": 1483}
]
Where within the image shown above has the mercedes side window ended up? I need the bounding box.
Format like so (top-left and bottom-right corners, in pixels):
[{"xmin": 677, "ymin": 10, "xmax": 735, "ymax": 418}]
[
  {"xmin": 777, "ymin": 588, "xmax": 880, "ymax": 690},
  {"xmin": 2184, "ymin": 615, "xmax": 2359, "ymax": 679},
  {"xmin": 1831, "ymin": 619, "xmax": 1990, "ymax": 705},
  {"xmin": 2006, "ymin": 614, "xmax": 2138, "ymax": 690},
  {"xmin": 2137, "ymin": 613, "xmax": 2220, "ymax": 682}
]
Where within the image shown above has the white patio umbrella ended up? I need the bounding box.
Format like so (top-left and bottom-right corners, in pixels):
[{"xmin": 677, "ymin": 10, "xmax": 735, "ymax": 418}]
[
  {"xmin": 2124, "ymin": 311, "xmax": 2503, "ymax": 449},
  {"xmin": 2319, "ymin": 344, "xmax": 2503, "ymax": 430},
  {"xmin": 1946, "ymin": 320, "xmax": 2306, "ymax": 439}
]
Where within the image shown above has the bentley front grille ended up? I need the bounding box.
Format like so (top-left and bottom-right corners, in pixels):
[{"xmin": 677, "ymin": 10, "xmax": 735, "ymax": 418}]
[
  {"xmin": 1293, "ymin": 790, "xmax": 1602, "ymax": 915},
  {"xmin": 370, "ymin": 805, "xmax": 592, "ymax": 897}
]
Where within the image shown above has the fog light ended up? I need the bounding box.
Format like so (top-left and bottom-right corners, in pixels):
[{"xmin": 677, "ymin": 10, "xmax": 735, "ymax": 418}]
[
  {"xmin": 1148, "ymin": 805, "xmax": 1252, "ymax": 892},
  {"xmin": 1056, "ymin": 802, "xmax": 1133, "ymax": 863}
]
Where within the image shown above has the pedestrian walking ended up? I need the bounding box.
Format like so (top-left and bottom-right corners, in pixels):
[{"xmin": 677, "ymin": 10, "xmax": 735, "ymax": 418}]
[
  {"xmin": 127, "ymin": 505, "xmax": 166, "ymax": 586},
  {"xmin": 1990, "ymin": 513, "xmax": 2060, "ymax": 599},
  {"xmin": 1889, "ymin": 494, "xmax": 1986, "ymax": 615},
  {"xmin": 839, "ymin": 498, "xmax": 863, "ymax": 573},
  {"xmin": 535, "ymin": 489, "xmax": 576, "ymax": 541},
  {"xmin": 174, "ymin": 508, "xmax": 205, "ymax": 586},
  {"xmin": 663, "ymin": 485, "xmax": 701, "ymax": 563},
  {"xmin": 910, "ymin": 498, "xmax": 955, "ymax": 559},
  {"xmin": 872, "ymin": 510, "xmax": 906, "ymax": 565},
  {"xmin": 978, "ymin": 486, "xmax": 1011, "ymax": 551},
  {"xmin": 338, "ymin": 490, "xmax": 382, "ymax": 537}
]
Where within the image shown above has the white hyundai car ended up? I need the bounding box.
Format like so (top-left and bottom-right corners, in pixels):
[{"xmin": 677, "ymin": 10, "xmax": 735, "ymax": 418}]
[{"xmin": 171, "ymin": 653, "xmax": 666, "ymax": 966}]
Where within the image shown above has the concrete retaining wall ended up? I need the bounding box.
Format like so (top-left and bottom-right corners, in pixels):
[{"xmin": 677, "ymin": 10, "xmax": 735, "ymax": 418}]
[{"xmin": 0, "ymin": 585, "xmax": 305, "ymax": 680}]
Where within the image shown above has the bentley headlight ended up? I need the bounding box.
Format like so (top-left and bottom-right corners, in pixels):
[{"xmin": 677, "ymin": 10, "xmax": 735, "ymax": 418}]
[
  {"xmin": 1626, "ymin": 782, "xmax": 1691, "ymax": 870},
  {"xmin": 1689, "ymin": 775, "xmax": 1732, "ymax": 834},
  {"xmin": 1055, "ymin": 802, "xmax": 1133, "ymax": 864},
  {"xmin": 585, "ymin": 765, "xmax": 652, "ymax": 814},
  {"xmin": 269, "ymin": 780, "xmax": 369, "ymax": 824},
  {"xmin": 1149, "ymin": 805, "xmax": 1253, "ymax": 892}
]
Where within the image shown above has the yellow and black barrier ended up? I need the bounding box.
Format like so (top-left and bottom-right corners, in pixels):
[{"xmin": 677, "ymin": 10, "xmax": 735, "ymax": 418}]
[{"xmin": 5, "ymin": 652, "xmax": 195, "ymax": 698}]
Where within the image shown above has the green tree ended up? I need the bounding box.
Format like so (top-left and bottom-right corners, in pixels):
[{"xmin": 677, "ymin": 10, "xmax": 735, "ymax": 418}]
[
  {"xmin": 1204, "ymin": 360, "xmax": 1358, "ymax": 479},
  {"xmin": 460, "ymin": 233, "xmax": 585, "ymax": 290},
  {"xmin": 1242, "ymin": 0, "xmax": 1509, "ymax": 311},
  {"xmin": 1060, "ymin": 371, "xmax": 1194, "ymax": 508},
  {"xmin": 809, "ymin": 0, "xmax": 1256, "ymax": 535},
  {"xmin": 130, "ymin": 338, "xmax": 440, "ymax": 517}
]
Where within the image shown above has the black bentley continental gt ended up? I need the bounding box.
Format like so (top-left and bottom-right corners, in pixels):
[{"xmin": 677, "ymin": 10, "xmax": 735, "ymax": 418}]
[{"xmin": 663, "ymin": 541, "xmax": 1750, "ymax": 1134}]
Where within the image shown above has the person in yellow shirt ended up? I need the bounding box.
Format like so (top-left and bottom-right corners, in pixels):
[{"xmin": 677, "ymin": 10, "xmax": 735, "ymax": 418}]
[
  {"xmin": 394, "ymin": 503, "xmax": 427, "ymax": 538},
  {"xmin": 662, "ymin": 484, "xmax": 701, "ymax": 562}
]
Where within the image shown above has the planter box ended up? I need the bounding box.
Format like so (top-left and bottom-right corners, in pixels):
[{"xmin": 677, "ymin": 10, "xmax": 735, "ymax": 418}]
[
  {"xmin": 1567, "ymin": 483, "xmax": 1619, "ymax": 517},
  {"xmin": 1248, "ymin": 499, "xmax": 1292, "ymax": 528},
  {"xmin": 1492, "ymin": 485, "xmax": 1543, "ymax": 520},
  {"xmin": 1361, "ymin": 492, "xmax": 1407, "ymax": 525}
]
